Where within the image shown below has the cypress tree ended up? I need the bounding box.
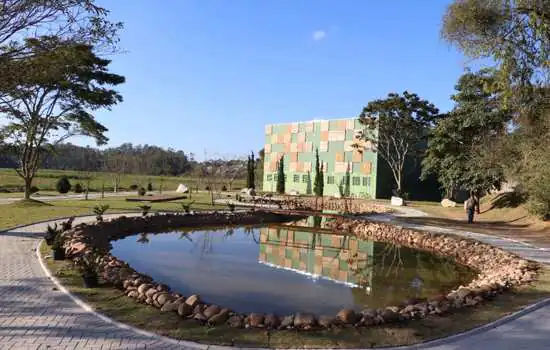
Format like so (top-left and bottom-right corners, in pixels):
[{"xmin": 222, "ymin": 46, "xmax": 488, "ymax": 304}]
[
  {"xmin": 313, "ymin": 148, "xmax": 323, "ymax": 196},
  {"xmin": 246, "ymin": 151, "xmax": 255, "ymax": 189},
  {"xmin": 276, "ymin": 156, "xmax": 285, "ymax": 194},
  {"xmin": 319, "ymin": 168, "xmax": 324, "ymax": 196},
  {"xmin": 344, "ymin": 164, "xmax": 351, "ymax": 197}
]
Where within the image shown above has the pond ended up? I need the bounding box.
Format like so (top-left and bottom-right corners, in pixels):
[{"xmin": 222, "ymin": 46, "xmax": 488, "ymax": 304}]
[{"xmin": 110, "ymin": 216, "xmax": 476, "ymax": 315}]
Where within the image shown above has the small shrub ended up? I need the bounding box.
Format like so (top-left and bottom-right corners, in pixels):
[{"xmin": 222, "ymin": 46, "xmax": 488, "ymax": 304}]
[
  {"xmin": 138, "ymin": 205, "xmax": 151, "ymax": 216},
  {"xmin": 227, "ymin": 203, "xmax": 235, "ymax": 212},
  {"xmin": 74, "ymin": 247, "xmax": 106, "ymax": 288},
  {"xmin": 51, "ymin": 231, "xmax": 66, "ymax": 260},
  {"xmin": 221, "ymin": 185, "xmax": 227, "ymax": 191},
  {"xmin": 129, "ymin": 184, "xmax": 139, "ymax": 190},
  {"xmin": 56, "ymin": 176, "xmax": 71, "ymax": 194},
  {"xmin": 45, "ymin": 223, "xmax": 59, "ymax": 246},
  {"xmin": 180, "ymin": 200, "xmax": 195, "ymax": 214},
  {"xmin": 93, "ymin": 204, "xmax": 110, "ymax": 222},
  {"xmin": 30, "ymin": 186, "xmax": 39, "ymax": 194},
  {"xmin": 205, "ymin": 185, "xmax": 211, "ymax": 191},
  {"xmin": 138, "ymin": 187, "xmax": 146, "ymax": 196},
  {"xmin": 74, "ymin": 183, "xmax": 83, "ymax": 193},
  {"xmin": 61, "ymin": 217, "xmax": 74, "ymax": 232},
  {"xmin": 147, "ymin": 182, "xmax": 153, "ymax": 191}
]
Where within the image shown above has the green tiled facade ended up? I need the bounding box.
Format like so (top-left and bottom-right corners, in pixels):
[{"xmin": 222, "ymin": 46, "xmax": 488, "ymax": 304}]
[{"xmin": 262, "ymin": 118, "xmax": 381, "ymax": 198}]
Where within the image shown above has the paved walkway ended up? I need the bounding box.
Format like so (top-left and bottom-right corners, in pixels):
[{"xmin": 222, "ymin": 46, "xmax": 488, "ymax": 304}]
[
  {"xmin": 0, "ymin": 191, "xmax": 167, "ymax": 206},
  {"xmin": 1, "ymin": 211, "xmax": 550, "ymax": 349}
]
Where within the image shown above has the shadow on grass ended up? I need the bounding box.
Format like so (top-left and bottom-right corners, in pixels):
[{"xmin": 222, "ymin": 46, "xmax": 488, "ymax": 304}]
[{"xmin": 490, "ymin": 191, "xmax": 528, "ymax": 210}]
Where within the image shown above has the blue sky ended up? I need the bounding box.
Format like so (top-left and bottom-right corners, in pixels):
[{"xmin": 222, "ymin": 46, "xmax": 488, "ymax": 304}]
[{"xmin": 90, "ymin": 0, "xmax": 468, "ymax": 160}]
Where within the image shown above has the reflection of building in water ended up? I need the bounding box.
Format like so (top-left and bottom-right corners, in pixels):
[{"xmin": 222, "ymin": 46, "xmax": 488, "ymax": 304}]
[{"xmin": 258, "ymin": 221, "xmax": 373, "ymax": 290}]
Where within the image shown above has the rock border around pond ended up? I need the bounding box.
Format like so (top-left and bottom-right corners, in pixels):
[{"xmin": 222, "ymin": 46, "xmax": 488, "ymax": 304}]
[{"xmin": 60, "ymin": 211, "xmax": 541, "ymax": 332}]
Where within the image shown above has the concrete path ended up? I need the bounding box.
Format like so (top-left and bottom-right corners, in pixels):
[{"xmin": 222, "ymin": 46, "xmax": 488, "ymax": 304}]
[
  {"xmin": 1, "ymin": 211, "xmax": 550, "ymax": 349},
  {"xmin": 0, "ymin": 191, "xmax": 140, "ymax": 206}
]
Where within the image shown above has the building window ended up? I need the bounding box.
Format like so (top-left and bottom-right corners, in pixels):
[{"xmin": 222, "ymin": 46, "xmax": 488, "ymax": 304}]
[
  {"xmin": 293, "ymin": 174, "xmax": 300, "ymax": 183},
  {"xmin": 327, "ymin": 176, "xmax": 335, "ymax": 184},
  {"xmin": 302, "ymin": 174, "xmax": 309, "ymax": 183},
  {"xmin": 274, "ymin": 174, "xmax": 278, "ymax": 181},
  {"xmin": 352, "ymin": 176, "xmax": 361, "ymax": 186},
  {"xmin": 266, "ymin": 174, "xmax": 272, "ymax": 181},
  {"xmin": 362, "ymin": 177, "xmax": 371, "ymax": 188}
]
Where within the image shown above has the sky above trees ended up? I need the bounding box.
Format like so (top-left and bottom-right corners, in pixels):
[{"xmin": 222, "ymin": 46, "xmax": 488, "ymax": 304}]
[{"xmin": 88, "ymin": 0, "xmax": 466, "ymax": 159}]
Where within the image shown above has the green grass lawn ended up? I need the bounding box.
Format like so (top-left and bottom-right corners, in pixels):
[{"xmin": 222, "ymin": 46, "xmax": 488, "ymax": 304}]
[
  {"xmin": 0, "ymin": 192, "xmax": 227, "ymax": 231},
  {"xmin": 0, "ymin": 168, "xmax": 246, "ymax": 193}
]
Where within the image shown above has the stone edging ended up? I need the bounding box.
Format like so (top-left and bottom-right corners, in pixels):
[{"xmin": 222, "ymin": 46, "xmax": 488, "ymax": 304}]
[
  {"xmin": 55, "ymin": 211, "xmax": 542, "ymax": 333},
  {"xmin": 31, "ymin": 213, "xmax": 550, "ymax": 349}
]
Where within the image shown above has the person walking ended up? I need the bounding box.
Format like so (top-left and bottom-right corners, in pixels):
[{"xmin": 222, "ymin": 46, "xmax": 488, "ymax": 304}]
[{"xmin": 464, "ymin": 191, "xmax": 480, "ymax": 224}]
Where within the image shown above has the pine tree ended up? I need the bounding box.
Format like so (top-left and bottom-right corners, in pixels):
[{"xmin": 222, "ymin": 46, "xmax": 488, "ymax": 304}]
[{"xmin": 276, "ymin": 156, "xmax": 285, "ymax": 194}]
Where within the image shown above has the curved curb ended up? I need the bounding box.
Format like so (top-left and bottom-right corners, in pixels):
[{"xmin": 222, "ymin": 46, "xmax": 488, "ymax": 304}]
[
  {"xmin": 25, "ymin": 214, "xmax": 550, "ymax": 350},
  {"xmin": 35, "ymin": 238, "xmax": 209, "ymax": 350}
]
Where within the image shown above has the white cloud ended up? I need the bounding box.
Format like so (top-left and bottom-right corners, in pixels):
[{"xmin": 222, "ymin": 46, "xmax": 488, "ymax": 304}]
[{"xmin": 312, "ymin": 30, "xmax": 327, "ymax": 41}]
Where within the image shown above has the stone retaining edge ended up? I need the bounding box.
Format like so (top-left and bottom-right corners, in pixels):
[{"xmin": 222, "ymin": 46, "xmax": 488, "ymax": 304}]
[{"xmin": 31, "ymin": 214, "xmax": 550, "ymax": 350}]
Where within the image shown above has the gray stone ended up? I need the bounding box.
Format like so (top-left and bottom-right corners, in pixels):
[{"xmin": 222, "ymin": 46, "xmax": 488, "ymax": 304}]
[
  {"xmin": 208, "ymin": 312, "xmax": 229, "ymax": 326},
  {"xmin": 155, "ymin": 292, "xmax": 171, "ymax": 306},
  {"xmin": 247, "ymin": 313, "xmax": 264, "ymax": 327},
  {"xmin": 441, "ymin": 198, "xmax": 457, "ymax": 207},
  {"xmin": 185, "ymin": 294, "xmax": 201, "ymax": 308},
  {"xmin": 137, "ymin": 283, "xmax": 152, "ymax": 295},
  {"xmin": 264, "ymin": 314, "xmax": 280, "ymax": 329},
  {"xmin": 318, "ymin": 315, "xmax": 334, "ymax": 328},
  {"xmin": 336, "ymin": 308, "xmax": 358, "ymax": 324},
  {"xmin": 280, "ymin": 315, "xmax": 294, "ymax": 329},
  {"xmin": 177, "ymin": 303, "xmax": 193, "ymax": 317},
  {"xmin": 380, "ymin": 309, "xmax": 399, "ymax": 323},
  {"xmin": 293, "ymin": 313, "xmax": 316, "ymax": 328},
  {"xmin": 145, "ymin": 288, "xmax": 157, "ymax": 298},
  {"xmin": 203, "ymin": 305, "xmax": 221, "ymax": 319},
  {"xmin": 227, "ymin": 315, "xmax": 244, "ymax": 328}
]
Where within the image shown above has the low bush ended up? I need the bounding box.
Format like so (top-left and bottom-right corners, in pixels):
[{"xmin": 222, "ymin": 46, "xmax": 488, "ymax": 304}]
[
  {"xmin": 129, "ymin": 184, "xmax": 139, "ymax": 190},
  {"xmin": 93, "ymin": 204, "xmax": 110, "ymax": 222},
  {"xmin": 138, "ymin": 187, "xmax": 146, "ymax": 196},
  {"xmin": 74, "ymin": 183, "xmax": 83, "ymax": 193},
  {"xmin": 56, "ymin": 176, "xmax": 71, "ymax": 194},
  {"xmin": 138, "ymin": 205, "xmax": 152, "ymax": 216}
]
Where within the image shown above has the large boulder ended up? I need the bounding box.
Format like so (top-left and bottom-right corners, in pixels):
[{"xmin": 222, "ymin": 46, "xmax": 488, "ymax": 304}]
[
  {"xmin": 176, "ymin": 184, "xmax": 189, "ymax": 193},
  {"xmin": 240, "ymin": 188, "xmax": 256, "ymax": 196},
  {"xmin": 441, "ymin": 198, "xmax": 457, "ymax": 208},
  {"xmin": 390, "ymin": 196, "xmax": 404, "ymax": 206}
]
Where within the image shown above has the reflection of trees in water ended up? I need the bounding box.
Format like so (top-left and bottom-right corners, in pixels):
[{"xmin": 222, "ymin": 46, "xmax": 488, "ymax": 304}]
[
  {"xmin": 244, "ymin": 226, "xmax": 260, "ymax": 244},
  {"xmin": 137, "ymin": 233, "xmax": 149, "ymax": 244},
  {"xmin": 349, "ymin": 243, "xmax": 476, "ymax": 308}
]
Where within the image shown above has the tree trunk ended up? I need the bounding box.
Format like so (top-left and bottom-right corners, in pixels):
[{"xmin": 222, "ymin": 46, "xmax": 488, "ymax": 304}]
[{"xmin": 23, "ymin": 177, "xmax": 33, "ymax": 200}]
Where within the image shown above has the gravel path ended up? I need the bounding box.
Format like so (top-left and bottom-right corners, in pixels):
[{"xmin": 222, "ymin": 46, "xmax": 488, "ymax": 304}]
[{"xmin": 1, "ymin": 211, "xmax": 549, "ymax": 349}]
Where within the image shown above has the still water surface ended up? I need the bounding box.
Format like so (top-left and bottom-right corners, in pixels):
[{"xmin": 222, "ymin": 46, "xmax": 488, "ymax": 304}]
[{"xmin": 111, "ymin": 217, "xmax": 475, "ymax": 315}]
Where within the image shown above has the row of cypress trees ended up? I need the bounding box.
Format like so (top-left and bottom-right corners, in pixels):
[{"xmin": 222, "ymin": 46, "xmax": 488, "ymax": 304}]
[{"xmin": 275, "ymin": 149, "xmax": 324, "ymax": 196}]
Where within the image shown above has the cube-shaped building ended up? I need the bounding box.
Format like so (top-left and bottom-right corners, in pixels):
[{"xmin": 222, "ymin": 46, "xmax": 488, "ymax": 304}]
[{"xmin": 262, "ymin": 118, "xmax": 391, "ymax": 198}]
